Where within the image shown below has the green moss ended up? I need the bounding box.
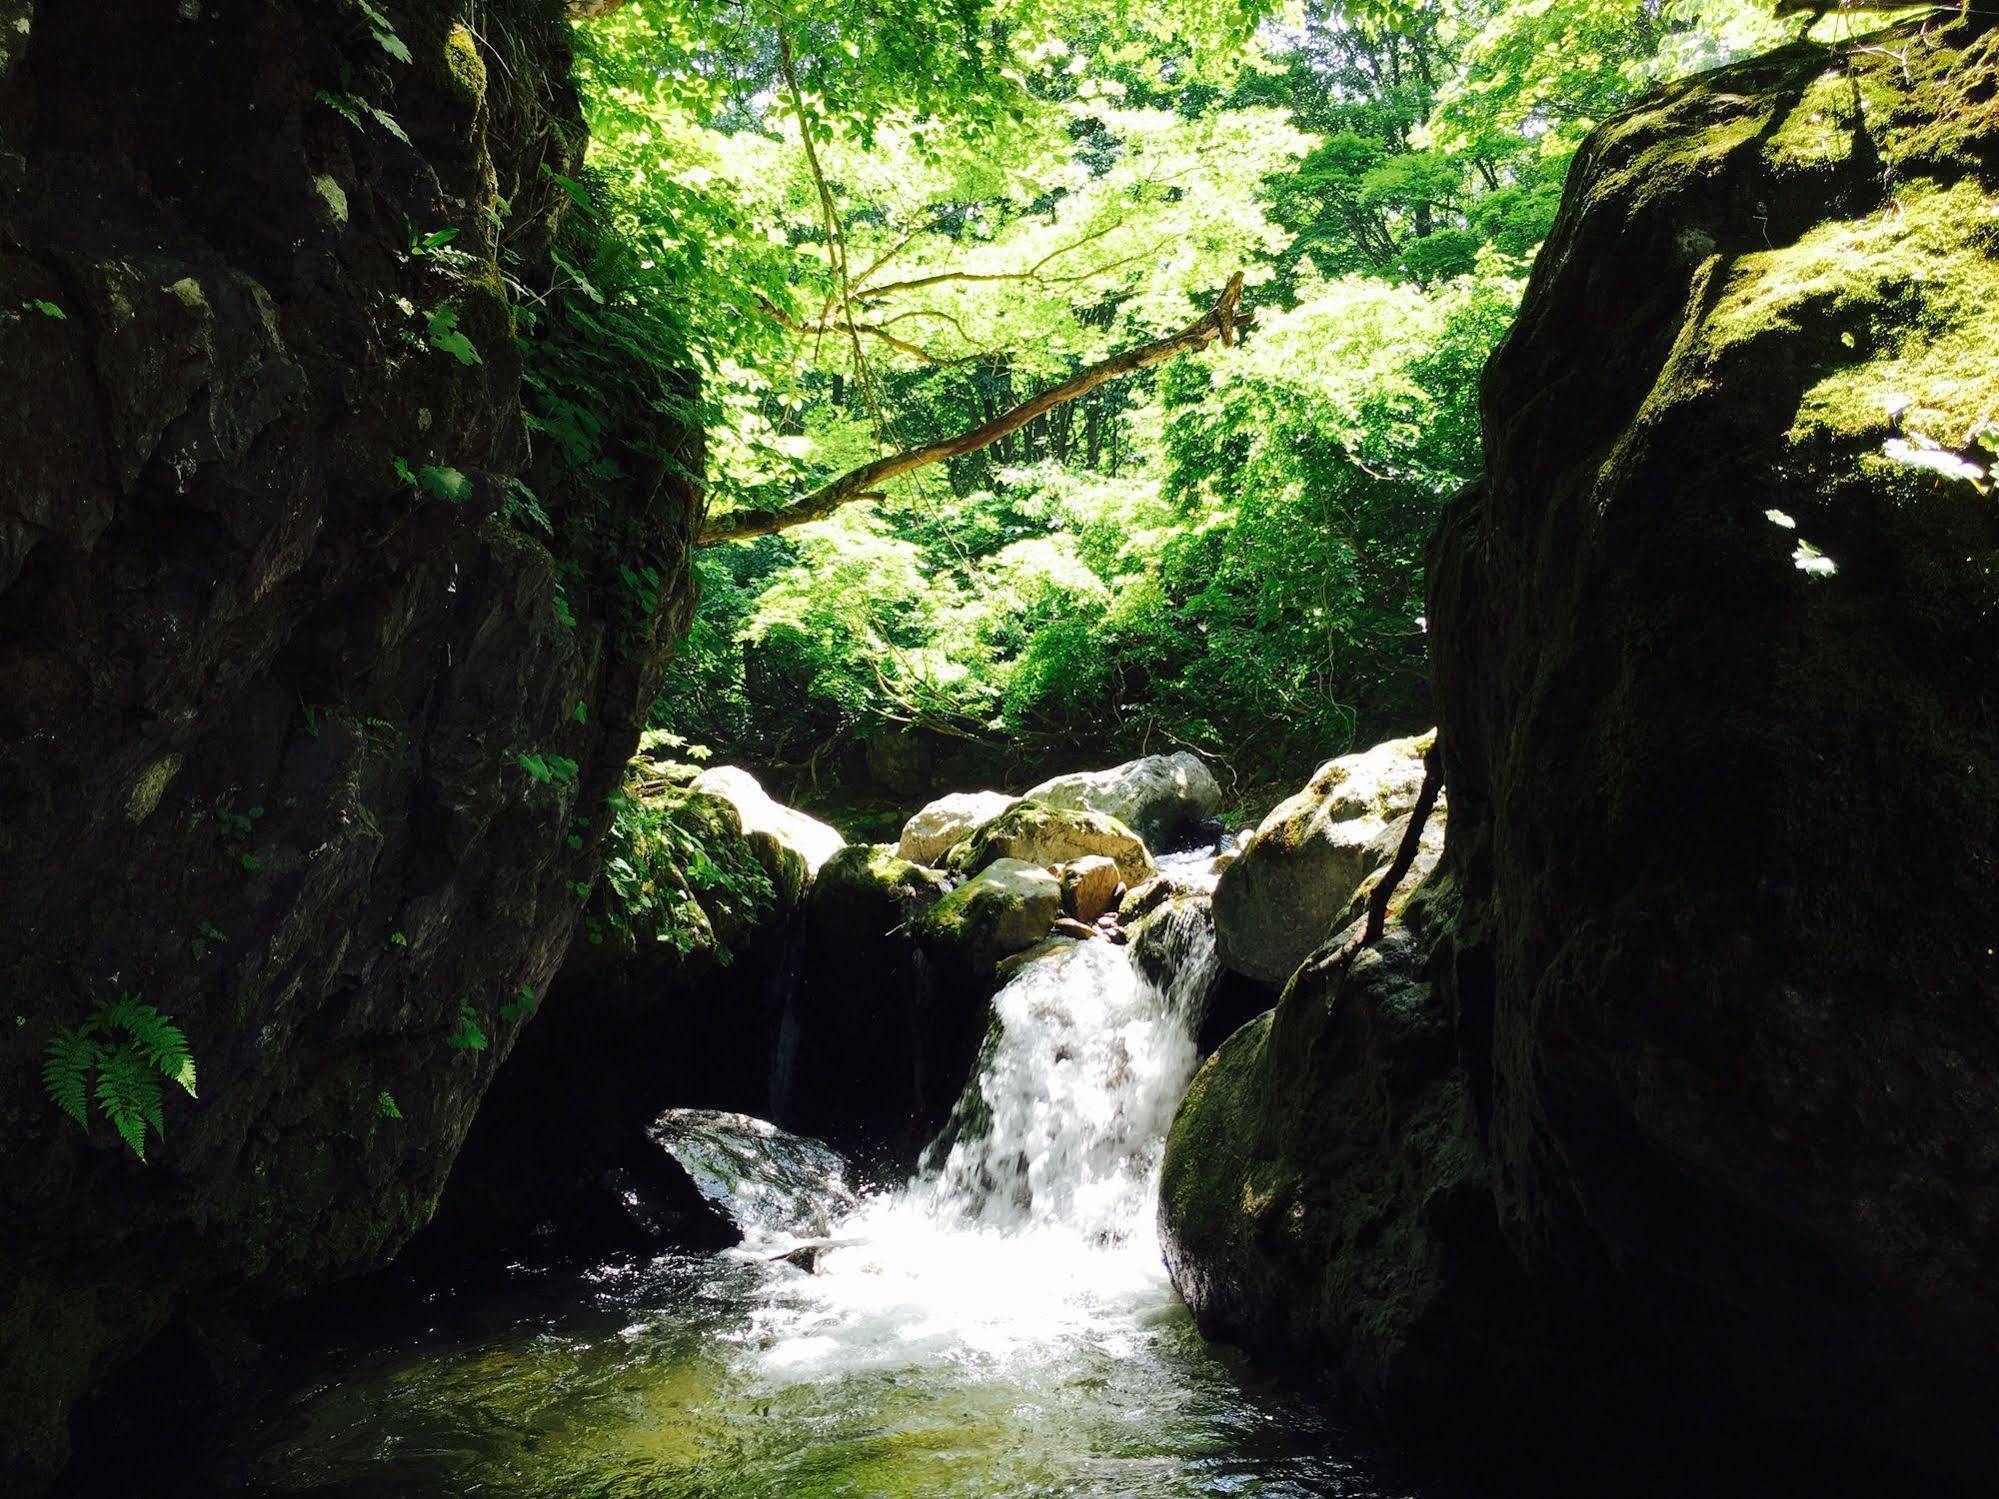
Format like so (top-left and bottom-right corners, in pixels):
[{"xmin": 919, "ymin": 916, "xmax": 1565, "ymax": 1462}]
[
  {"xmin": 440, "ymin": 23, "xmax": 487, "ymax": 113},
  {"xmin": 1159, "ymin": 1011, "xmax": 1274, "ymax": 1239},
  {"xmin": 1704, "ymin": 179, "xmax": 1999, "ymax": 443}
]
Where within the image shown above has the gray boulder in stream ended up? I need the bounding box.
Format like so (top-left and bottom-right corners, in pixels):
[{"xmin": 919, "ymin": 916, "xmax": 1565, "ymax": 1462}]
[
  {"xmin": 649, "ymin": 1110, "xmax": 856, "ymax": 1244},
  {"xmin": 1022, "ymin": 751, "xmax": 1221, "ymax": 848}
]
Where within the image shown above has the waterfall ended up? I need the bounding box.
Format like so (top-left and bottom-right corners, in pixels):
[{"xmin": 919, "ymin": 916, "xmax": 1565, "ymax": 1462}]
[
  {"xmin": 742, "ymin": 858, "xmax": 1225, "ymax": 1380},
  {"xmin": 921, "ymin": 904, "xmax": 1219, "ymax": 1243}
]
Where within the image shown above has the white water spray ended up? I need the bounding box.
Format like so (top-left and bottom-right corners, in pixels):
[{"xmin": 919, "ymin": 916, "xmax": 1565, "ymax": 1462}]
[{"xmin": 745, "ymin": 855, "xmax": 1222, "ymax": 1378}]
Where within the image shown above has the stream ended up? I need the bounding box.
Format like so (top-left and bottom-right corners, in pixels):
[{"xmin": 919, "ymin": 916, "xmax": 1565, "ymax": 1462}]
[{"xmin": 223, "ymin": 856, "xmax": 1423, "ymax": 1498}]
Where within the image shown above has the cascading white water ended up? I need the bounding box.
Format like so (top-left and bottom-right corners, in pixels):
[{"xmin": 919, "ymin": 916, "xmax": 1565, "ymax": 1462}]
[
  {"xmin": 747, "ymin": 853, "xmax": 1222, "ymax": 1377},
  {"xmin": 924, "ymin": 903, "xmax": 1216, "ymax": 1239}
]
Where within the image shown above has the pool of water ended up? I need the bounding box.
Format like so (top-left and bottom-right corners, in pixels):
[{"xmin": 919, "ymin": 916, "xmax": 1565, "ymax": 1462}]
[
  {"xmin": 225, "ymin": 1227, "xmax": 1409, "ymax": 1498},
  {"xmin": 225, "ymin": 861, "xmax": 1424, "ymax": 1498}
]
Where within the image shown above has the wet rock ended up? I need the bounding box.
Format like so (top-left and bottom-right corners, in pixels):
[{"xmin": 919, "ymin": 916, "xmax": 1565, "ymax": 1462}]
[
  {"xmin": 1118, "ymin": 875, "xmax": 1175, "ymax": 923},
  {"xmin": 649, "ymin": 1109, "xmax": 856, "ymax": 1243},
  {"xmin": 1212, "ymin": 732, "xmax": 1438, "ymax": 985},
  {"xmin": 1161, "ymin": 886, "xmax": 1529, "ymax": 1430},
  {"xmin": 1059, "ymin": 854, "xmax": 1122, "ymax": 923},
  {"xmin": 1022, "ymin": 750, "xmax": 1222, "ymax": 849},
  {"xmin": 897, "ymin": 789, "xmax": 1018, "ymax": 866},
  {"xmin": 1051, "ymin": 916, "xmax": 1099, "ymax": 941},
  {"xmin": 944, "ymin": 801, "xmax": 1154, "ymax": 887},
  {"xmin": 790, "ymin": 843, "xmax": 954, "ymax": 1153}
]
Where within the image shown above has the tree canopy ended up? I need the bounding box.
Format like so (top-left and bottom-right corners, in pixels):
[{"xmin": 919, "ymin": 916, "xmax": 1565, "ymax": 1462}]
[{"xmin": 547, "ymin": 0, "xmax": 1806, "ymax": 796}]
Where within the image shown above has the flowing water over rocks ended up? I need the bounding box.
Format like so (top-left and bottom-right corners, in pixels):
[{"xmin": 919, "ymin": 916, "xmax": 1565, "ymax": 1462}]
[{"xmin": 221, "ymin": 853, "xmax": 1420, "ymax": 1498}]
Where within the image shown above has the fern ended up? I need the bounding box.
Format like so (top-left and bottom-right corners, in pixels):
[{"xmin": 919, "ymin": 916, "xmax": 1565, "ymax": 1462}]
[
  {"xmin": 42, "ymin": 996, "xmax": 199, "ymax": 1161},
  {"xmin": 41, "ymin": 1031, "xmax": 95, "ymax": 1127}
]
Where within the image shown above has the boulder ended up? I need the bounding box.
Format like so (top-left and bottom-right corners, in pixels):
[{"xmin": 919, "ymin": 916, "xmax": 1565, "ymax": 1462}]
[
  {"xmin": 1161, "ymin": 886, "xmax": 1527, "ymax": 1436},
  {"xmin": 1022, "ymin": 750, "xmax": 1222, "ymax": 848},
  {"xmin": 1059, "ymin": 854, "xmax": 1122, "ymax": 923},
  {"xmin": 428, "ymin": 771, "xmax": 810, "ymax": 1265},
  {"xmin": 944, "ymin": 801, "xmax": 1155, "ymax": 887},
  {"xmin": 912, "ymin": 858, "xmax": 1063, "ymax": 971},
  {"xmin": 896, "ymin": 789, "xmax": 1018, "ymax": 866},
  {"xmin": 1165, "ymin": 17, "xmax": 1999, "ymax": 1487},
  {"xmin": 1118, "ymin": 875, "xmax": 1174, "ymax": 923},
  {"xmin": 648, "ymin": 1109, "xmax": 856, "ymax": 1244},
  {"xmin": 692, "ymin": 765, "xmax": 845, "ymax": 888},
  {"xmin": 1212, "ymin": 732, "xmax": 1436, "ymax": 985}
]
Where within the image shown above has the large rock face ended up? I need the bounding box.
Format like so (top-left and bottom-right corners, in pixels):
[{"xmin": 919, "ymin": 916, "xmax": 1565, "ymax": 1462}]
[
  {"xmin": 1165, "ymin": 18, "xmax": 1999, "ymax": 1486},
  {"xmin": 0, "ymin": 2, "xmax": 696, "ymax": 1486}
]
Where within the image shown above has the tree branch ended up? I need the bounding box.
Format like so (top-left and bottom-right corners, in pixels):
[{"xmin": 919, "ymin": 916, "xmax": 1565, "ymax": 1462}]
[{"xmin": 700, "ymin": 273, "xmax": 1244, "ymax": 545}]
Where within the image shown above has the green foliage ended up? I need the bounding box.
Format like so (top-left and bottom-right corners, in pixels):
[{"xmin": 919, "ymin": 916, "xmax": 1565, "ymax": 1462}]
[
  {"xmin": 378, "ymin": 1091, "xmax": 403, "ymax": 1120},
  {"xmin": 590, "ymin": 772, "xmax": 778, "ymax": 962},
  {"xmin": 425, "ymin": 306, "xmax": 482, "ymax": 367},
  {"xmin": 43, "ymin": 996, "xmax": 199, "ymax": 1162},
  {"xmin": 446, "ymin": 1001, "xmax": 488, "ymax": 1053},
  {"xmin": 628, "ymin": 0, "xmax": 1792, "ymax": 781},
  {"xmin": 498, "ymin": 985, "xmax": 538, "ymax": 1026},
  {"xmin": 513, "ymin": 750, "xmax": 580, "ymax": 786}
]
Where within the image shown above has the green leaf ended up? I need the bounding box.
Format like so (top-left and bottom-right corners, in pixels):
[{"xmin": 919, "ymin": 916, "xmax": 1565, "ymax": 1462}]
[
  {"xmin": 418, "ymin": 465, "xmax": 473, "ymax": 503},
  {"xmin": 360, "ymin": 99, "xmax": 411, "ymax": 145},
  {"xmin": 378, "ymin": 1090, "xmax": 403, "ymax": 1120},
  {"xmin": 316, "ymin": 89, "xmax": 366, "ymax": 131},
  {"xmin": 28, "ymin": 299, "xmax": 65, "ymax": 320},
  {"xmin": 371, "ymin": 26, "xmax": 412, "ymax": 64},
  {"xmin": 447, "ymin": 1001, "xmax": 488, "ymax": 1052},
  {"xmin": 42, "ymin": 1030, "xmax": 98, "ymax": 1128},
  {"xmin": 572, "ymin": 701, "xmax": 588, "ymax": 725},
  {"xmin": 426, "ymin": 306, "xmax": 482, "ymax": 367}
]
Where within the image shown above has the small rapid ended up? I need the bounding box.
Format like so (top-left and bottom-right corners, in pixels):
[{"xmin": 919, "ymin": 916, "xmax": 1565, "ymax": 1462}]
[{"xmin": 228, "ymin": 852, "xmax": 1419, "ymax": 1497}]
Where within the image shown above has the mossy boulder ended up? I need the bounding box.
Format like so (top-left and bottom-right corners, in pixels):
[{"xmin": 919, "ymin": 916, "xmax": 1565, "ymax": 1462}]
[
  {"xmin": 896, "ymin": 789, "xmax": 1019, "ymax": 866},
  {"xmin": 1020, "ymin": 750, "xmax": 1222, "ymax": 849},
  {"xmin": 691, "ymin": 765, "xmax": 845, "ymax": 893},
  {"xmin": 1212, "ymin": 732, "xmax": 1437, "ymax": 985},
  {"xmin": 1161, "ymin": 882, "xmax": 1530, "ymax": 1427},
  {"xmin": 913, "ymin": 857, "xmax": 1064, "ymax": 971},
  {"xmin": 1164, "ymin": 15, "xmax": 1999, "ymax": 1486},
  {"xmin": 943, "ymin": 801, "xmax": 1154, "ymax": 886},
  {"xmin": 0, "ymin": 3, "xmax": 695, "ymax": 1485}
]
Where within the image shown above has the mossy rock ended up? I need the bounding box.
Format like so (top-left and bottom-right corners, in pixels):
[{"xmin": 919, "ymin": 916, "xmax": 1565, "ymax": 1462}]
[
  {"xmin": 942, "ymin": 801, "xmax": 1154, "ymax": 886},
  {"xmin": 1420, "ymin": 11, "xmax": 1999, "ymax": 1480},
  {"xmin": 912, "ymin": 857, "xmax": 1063, "ymax": 972}
]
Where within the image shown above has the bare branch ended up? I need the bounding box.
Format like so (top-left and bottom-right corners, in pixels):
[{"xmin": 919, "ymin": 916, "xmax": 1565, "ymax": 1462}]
[
  {"xmin": 855, "ymin": 222, "xmax": 1130, "ymax": 302},
  {"xmin": 701, "ymin": 273, "xmax": 1244, "ymax": 545}
]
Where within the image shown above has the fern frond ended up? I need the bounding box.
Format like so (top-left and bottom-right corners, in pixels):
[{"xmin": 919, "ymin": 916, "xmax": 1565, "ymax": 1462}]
[
  {"xmin": 104, "ymin": 996, "xmax": 196, "ymax": 1096},
  {"xmin": 42, "ymin": 1030, "xmax": 99, "ymax": 1128},
  {"xmin": 94, "ymin": 1049, "xmax": 162, "ymax": 1161}
]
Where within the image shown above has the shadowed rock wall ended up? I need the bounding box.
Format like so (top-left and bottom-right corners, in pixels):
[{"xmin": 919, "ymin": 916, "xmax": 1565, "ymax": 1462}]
[{"xmin": 0, "ymin": 2, "xmax": 698, "ymax": 1486}]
